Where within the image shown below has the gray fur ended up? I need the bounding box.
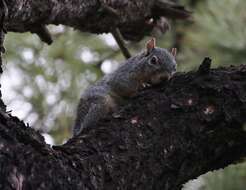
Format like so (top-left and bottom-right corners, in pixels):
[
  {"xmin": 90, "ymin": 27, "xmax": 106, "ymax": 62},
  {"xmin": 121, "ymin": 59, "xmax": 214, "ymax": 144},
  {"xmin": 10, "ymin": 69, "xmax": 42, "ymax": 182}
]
[{"xmin": 73, "ymin": 47, "xmax": 176, "ymax": 136}]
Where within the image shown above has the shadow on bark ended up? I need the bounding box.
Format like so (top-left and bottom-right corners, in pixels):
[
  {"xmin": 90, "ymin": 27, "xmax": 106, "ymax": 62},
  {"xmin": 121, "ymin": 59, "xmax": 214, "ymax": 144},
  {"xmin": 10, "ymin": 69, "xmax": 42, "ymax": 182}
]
[{"xmin": 0, "ymin": 58, "xmax": 246, "ymax": 190}]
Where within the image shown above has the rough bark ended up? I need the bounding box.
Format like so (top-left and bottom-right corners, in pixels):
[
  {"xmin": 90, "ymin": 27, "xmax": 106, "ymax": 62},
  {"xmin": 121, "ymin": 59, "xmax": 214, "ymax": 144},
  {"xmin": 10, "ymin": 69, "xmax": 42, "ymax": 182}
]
[
  {"xmin": 0, "ymin": 1, "xmax": 245, "ymax": 189},
  {"xmin": 4, "ymin": 0, "xmax": 190, "ymax": 42},
  {"xmin": 0, "ymin": 58, "xmax": 246, "ymax": 190}
]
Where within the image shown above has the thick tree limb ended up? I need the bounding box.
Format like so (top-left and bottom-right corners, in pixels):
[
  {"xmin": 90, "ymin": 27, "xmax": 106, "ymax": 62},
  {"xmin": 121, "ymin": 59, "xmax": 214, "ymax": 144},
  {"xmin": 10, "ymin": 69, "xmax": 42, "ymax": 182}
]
[
  {"xmin": 0, "ymin": 59, "xmax": 246, "ymax": 190},
  {"xmin": 4, "ymin": 0, "xmax": 190, "ymax": 42},
  {"xmin": 0, "ymin": 1, "xmax": 244, "ymax": 189}
]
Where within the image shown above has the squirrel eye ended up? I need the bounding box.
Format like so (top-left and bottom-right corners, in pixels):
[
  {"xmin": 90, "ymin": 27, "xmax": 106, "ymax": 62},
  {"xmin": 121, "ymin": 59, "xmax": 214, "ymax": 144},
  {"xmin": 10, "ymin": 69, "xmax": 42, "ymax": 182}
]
[{"xmin": 150, "ymin": 56, "xmax": 158, "ymax": 65}]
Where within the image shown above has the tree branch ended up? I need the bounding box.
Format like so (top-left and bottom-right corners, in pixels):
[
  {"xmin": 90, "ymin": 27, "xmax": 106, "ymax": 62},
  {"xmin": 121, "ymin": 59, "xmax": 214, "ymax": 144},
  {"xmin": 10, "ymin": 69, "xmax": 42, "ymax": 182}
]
[
  {"xmin": 4, "ymin": 0, "xmax": 190, "ymax": 42},
  {"xmin": 30, "ymin": 25, "xmax": 53, "ymax": 45},
  {"xmin": 0, "ymin": 1, "xmax": 243, "ymax": 189},
  {"xmin": 0, "ymin": 59, "xmax": 246, "ymax": 190},
  {"xmin": 111, "ymin": 28, "xmax": 131, "ymax": 59}
]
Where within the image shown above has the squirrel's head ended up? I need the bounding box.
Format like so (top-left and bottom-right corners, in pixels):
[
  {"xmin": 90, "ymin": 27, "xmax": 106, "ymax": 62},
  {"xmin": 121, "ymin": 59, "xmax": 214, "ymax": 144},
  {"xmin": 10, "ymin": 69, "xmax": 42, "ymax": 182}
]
[{"xmin": 141, "ymin": 38, "xmax": 177, "ymax": 85}]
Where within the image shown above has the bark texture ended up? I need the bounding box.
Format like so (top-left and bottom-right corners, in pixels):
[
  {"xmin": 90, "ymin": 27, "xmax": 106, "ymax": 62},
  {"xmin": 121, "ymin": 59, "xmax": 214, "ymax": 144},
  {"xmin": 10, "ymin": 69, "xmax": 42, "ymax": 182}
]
[
  {"xmin": 4, "ymin": 0, "xmax": 190, "ymax": 42},
  {"xmin": 0, "ymin": 59, "xmax": 246, "ymax": 190},
  {"xmin": 0, "ymin": 1, "xmax": 245, "ymax": 190}
]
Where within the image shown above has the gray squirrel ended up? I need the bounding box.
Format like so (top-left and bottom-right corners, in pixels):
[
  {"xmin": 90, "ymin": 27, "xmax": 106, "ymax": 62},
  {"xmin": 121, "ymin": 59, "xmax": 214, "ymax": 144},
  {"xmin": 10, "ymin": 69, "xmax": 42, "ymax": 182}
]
[{"xmin": 73, "ymin": 38, "xmax": 177, "ymax": 136}]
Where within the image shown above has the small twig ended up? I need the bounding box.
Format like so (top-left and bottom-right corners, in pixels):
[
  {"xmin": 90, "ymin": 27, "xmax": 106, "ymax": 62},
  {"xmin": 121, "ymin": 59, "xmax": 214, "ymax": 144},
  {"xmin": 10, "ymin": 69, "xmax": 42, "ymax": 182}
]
[
  {"xmin": 111, "ymin": 28, "xmax": 131, "ymax": 59},
  {"xmin": 98, "ymin": 1, "xmax": 130, "ymax": 59},
  {"xmin": 30, "ymin": 25, "xmax": 53, "ymax": 45}
]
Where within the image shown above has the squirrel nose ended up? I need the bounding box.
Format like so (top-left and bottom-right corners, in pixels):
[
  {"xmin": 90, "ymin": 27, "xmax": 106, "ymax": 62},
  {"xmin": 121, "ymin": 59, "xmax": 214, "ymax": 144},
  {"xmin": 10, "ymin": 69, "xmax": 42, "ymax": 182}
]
[
  {"xmin": 172, "ymin": 64, "xmax": 177, "ymax": 72},
  {"xmin": 174, "ymin": 64, "xmax": 177, "ymax": 70},
  {"xmin": 170, "ymin": 65, "xmax": 177, "ymax": 75}
]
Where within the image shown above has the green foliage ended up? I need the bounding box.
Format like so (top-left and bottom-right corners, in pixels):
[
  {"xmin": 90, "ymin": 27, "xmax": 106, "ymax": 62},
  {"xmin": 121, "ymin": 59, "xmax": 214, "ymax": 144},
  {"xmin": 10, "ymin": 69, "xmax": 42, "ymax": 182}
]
[
  {"xmin": 201, "ymin": 163, "xmax": 246, "ymax": 190},
  {"xmin": 181, "ymin": 0, "xmax": 246, "ymax": 70},
  {"xmin": 3, "ymin": 27, "xmax": 124, "ymax": 144}
]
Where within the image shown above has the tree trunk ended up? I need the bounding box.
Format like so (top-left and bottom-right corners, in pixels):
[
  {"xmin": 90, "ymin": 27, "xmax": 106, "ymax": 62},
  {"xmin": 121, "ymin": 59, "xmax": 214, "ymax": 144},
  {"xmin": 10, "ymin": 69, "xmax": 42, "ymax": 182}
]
[
  {"xmin": 0, "ymin": 1, "xmax": 245, "ymax": 190},
  {"xmin": 0, "ymin": 58, "xmax": 246, "ymax": 190}
]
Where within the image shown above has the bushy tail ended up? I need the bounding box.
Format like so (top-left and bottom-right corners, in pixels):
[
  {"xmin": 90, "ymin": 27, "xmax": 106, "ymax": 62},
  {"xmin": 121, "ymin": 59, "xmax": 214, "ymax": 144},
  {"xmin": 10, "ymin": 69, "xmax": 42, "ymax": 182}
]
[
  {"xmin": 73, "ymin": 96, "xmax": 114, "ymax": 136},
  {"xmin": 73, "ymin": 99, "xmax": 90, "ymax": 136}
]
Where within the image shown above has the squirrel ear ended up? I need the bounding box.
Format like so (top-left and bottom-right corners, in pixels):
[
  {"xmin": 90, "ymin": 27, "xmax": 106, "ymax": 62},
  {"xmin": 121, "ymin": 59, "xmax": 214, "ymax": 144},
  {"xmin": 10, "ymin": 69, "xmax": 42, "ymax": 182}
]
[
  {"xmin": 146, "ymin": 38, "xmax": 156, "ymax": 54},
  {"xmin": 171, "ymin": 48, "xmax": 177, "ymax": 58}
]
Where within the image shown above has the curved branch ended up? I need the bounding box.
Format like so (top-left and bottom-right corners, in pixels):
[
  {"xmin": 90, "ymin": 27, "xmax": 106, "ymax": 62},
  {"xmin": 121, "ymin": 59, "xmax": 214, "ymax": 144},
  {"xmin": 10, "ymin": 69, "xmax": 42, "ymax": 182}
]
[
  {"xmin": 4, "ymin": 0, "xmax": 190, "ymax": 42},
  {"xmin": 0, "ymin": 59, "xmax": 246, "ymax": 190}
]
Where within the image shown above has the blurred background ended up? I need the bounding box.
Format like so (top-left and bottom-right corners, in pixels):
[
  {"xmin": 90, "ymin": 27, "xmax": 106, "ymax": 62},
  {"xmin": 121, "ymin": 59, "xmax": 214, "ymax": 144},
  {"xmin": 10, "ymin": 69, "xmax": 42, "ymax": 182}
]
[{"xmin": 1, "ymin": 0, "xmax": 246, "ymax": 189}]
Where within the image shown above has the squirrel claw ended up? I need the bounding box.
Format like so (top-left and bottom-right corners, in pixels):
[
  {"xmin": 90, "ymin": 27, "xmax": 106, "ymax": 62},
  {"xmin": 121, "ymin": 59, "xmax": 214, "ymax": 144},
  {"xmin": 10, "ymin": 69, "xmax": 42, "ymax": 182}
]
[
  {"xmin": 112, "ymin": 112, "xmax": 122, "ymax": 118},
  {"xmin": 142, "ymin": 83, "xmax": 151, "ymax": 88}
]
